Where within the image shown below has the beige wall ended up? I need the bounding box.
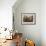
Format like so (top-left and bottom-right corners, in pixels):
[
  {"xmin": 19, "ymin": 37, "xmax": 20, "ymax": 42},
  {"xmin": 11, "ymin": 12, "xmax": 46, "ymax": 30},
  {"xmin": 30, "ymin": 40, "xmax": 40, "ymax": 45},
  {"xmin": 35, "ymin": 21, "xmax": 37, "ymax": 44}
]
[
  {"xmin": 13, "ymin": 0, "xmax": 41, "ymax": 46},
  {"xmin": 41, "ymin": 0, "xmax": 46, "ymax": 46},
  {"xmin": 0, "ymin": 0, "xmax": 16, "ymax": 39},
  {"xmin": 0, "ymin": 0, "xmax": 16, "ymax": 29},
  {"xmin": 0, "ymin": 0, "xmax": 46, "ymax": 46},
  {"xmin": 13, "ymin": 0, "xmax": 46, "ymax": 46}
]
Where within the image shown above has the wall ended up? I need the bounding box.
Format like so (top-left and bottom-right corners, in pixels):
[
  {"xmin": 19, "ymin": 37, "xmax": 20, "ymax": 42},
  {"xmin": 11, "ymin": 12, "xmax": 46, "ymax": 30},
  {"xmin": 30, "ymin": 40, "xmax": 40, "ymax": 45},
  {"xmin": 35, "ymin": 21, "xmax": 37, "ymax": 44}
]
[
  {"xmin": 13, "ymin": 0, "xmax": 41, "ymax": 46},
  {"xmin": 0, "ymin": 0, "xmax": 16, "ymax": 38},
  {"xmin": 0, "ymin": 0, "xmax": 16, "ymax": 29},
  {"xmin": 41, "ymin": 0, "xmax": 46, "ymax": 46}
]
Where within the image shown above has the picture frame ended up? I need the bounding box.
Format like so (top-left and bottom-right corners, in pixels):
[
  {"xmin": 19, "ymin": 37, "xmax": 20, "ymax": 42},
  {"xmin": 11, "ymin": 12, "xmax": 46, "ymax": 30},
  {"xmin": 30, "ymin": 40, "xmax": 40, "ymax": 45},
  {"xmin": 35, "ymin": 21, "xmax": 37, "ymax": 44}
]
[{"xmin": 21, "ymin": 13, "xmax": 36, "ymax": 25}]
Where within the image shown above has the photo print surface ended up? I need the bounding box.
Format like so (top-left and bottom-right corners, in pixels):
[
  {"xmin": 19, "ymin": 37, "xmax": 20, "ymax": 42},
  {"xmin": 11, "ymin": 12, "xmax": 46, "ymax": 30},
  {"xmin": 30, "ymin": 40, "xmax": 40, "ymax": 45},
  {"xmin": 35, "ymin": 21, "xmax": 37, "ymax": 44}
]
[{"xmin": 21, "ymin": 13, "xmax": 36, "ymax": 25}]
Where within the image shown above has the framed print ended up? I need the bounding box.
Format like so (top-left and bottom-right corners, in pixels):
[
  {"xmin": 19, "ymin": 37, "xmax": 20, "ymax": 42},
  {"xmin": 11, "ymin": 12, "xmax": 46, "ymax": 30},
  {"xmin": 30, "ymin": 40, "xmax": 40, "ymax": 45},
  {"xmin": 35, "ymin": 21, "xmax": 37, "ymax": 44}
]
[{"xmin": 21, "ymin": 13, "xmax": 36, "ymax": 25}]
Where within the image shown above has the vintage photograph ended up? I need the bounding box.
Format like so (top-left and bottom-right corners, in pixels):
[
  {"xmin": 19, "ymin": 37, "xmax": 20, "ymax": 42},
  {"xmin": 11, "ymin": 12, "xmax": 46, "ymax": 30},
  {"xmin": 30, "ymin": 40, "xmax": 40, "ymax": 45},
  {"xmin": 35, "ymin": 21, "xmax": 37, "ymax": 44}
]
[
  {"xmin": 21, "ymin": 13, "xmax": 36, "ymax": 25},
  {"xmin": 23, "ymin": 16, "xmax": 33, "ymax": 22}
]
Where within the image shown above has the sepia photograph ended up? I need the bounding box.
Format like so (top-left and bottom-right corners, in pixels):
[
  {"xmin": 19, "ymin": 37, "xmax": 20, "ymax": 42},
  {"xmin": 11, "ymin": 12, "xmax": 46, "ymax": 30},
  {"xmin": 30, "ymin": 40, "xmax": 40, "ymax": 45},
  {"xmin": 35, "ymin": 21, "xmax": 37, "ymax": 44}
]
[
  {"xmin": 23, "ymin": 16, "xmax": 33, "ymax": 22},
  {"xmin": 21, "ymin": 13, "xmax": 36, "ymax": 25}
]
